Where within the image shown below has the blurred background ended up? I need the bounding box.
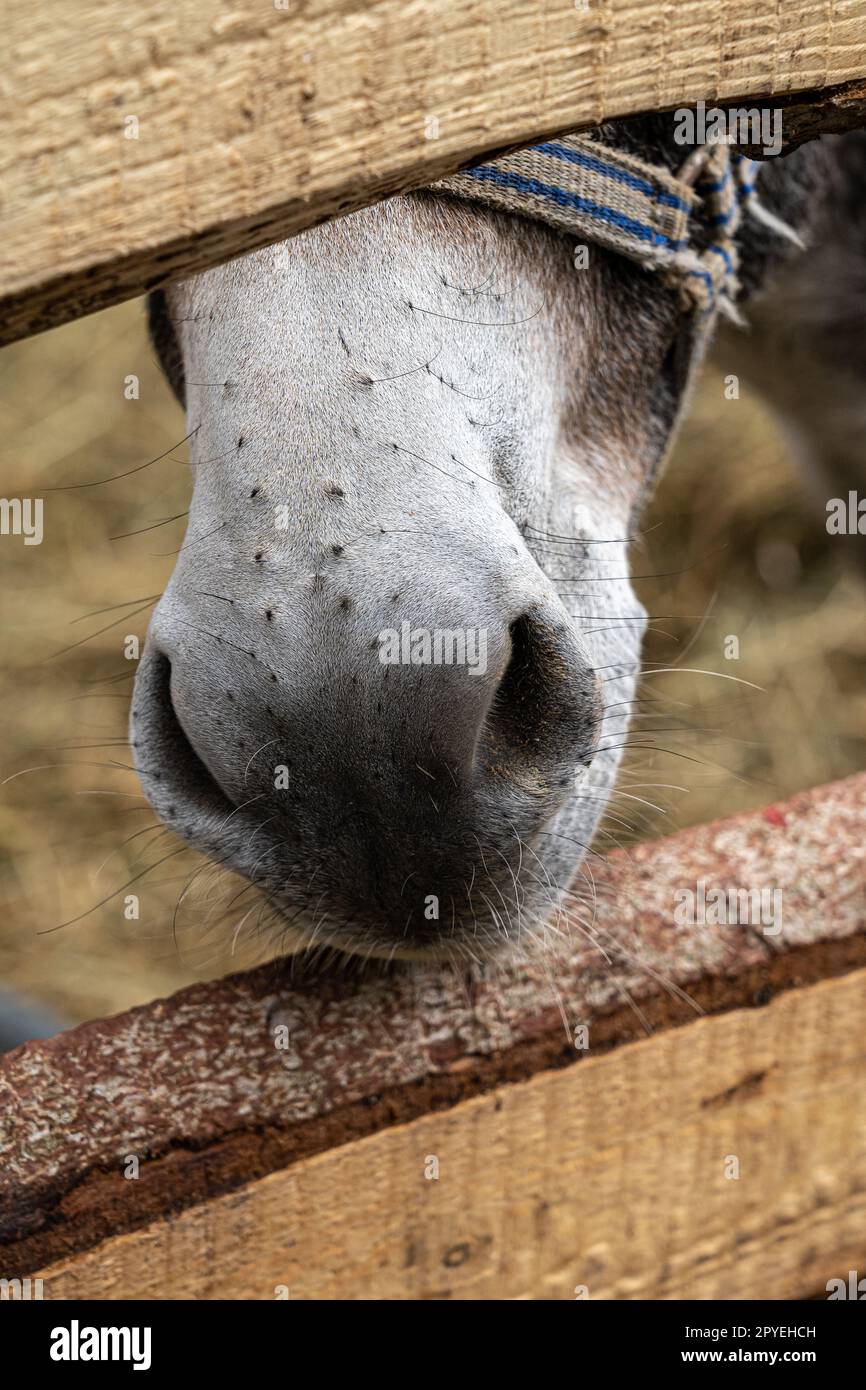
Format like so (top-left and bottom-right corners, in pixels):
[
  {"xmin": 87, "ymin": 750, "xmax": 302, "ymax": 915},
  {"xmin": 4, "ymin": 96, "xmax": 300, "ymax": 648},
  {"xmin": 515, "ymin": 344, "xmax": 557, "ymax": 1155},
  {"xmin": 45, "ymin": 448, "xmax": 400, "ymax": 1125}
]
[{"xmin": 1, "ymin": 299, "xmax": 865, "ymax": 1025}]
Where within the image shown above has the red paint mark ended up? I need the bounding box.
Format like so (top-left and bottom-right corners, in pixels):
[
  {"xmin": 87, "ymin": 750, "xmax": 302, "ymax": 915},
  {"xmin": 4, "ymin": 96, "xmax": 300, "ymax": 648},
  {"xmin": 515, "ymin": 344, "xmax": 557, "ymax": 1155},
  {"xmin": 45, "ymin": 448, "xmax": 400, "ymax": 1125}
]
[{"xmin": 763, "ymin": 806, "xmax": 787, "ymax": 828}]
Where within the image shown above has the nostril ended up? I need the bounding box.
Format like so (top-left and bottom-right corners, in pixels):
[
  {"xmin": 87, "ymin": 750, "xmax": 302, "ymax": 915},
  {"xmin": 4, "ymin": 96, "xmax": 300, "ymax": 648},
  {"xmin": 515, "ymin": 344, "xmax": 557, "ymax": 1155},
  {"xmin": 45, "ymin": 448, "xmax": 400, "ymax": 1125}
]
[
  {"xmin": 132, "ymin": 644, "xmax": 290, "ymax": 889},
  {"xmin": 132, "ymin": 649, "xmax": 237, "ymax": 835},
  {"xmin": 484, "ymin": 610, "xmax": 601, "ymax": 776},
  {"xmin": 496, "ymin": 614, "xmax": 539, "ymax": 714}
]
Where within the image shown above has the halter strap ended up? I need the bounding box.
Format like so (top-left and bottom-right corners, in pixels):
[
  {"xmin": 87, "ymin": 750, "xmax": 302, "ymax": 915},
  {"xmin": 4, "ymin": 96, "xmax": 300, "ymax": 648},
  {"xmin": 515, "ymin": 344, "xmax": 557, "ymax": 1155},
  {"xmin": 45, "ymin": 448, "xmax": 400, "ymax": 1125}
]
[{"xmin": 430, "ymin": 136, "xmax": 764, "ymax": 318}]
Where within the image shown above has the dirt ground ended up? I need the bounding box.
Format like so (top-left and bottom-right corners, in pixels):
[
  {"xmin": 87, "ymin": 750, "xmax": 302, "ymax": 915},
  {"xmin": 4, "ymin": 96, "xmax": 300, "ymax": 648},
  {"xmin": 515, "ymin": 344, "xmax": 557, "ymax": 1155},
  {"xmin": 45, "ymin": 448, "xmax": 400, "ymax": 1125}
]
[{"xmin": 1, "ymin": 298, "xmax": 864, "ymax": 1024}]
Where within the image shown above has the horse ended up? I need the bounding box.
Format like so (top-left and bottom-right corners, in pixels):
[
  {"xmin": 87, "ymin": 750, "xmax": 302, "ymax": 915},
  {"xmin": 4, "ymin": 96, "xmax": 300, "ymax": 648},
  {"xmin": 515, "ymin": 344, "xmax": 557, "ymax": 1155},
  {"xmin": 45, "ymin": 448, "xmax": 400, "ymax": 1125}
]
[{"xmin": 133, "ymin": 114, "xmax": 866, "ymax": 964}]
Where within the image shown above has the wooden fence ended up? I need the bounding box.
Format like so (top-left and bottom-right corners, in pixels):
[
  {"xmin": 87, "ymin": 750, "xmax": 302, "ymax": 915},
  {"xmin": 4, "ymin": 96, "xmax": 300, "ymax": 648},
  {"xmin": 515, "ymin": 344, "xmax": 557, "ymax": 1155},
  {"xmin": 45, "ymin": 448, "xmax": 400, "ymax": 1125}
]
[
  {"xmin": 2, "ymin": 0, "xmax": 866, "ymax": 1300},
  {"xmin": 3, "ymin": 777, "xmax": 866, "ymax": 1298},
  {"xmin": 4, "ymin": 1, "xmax": 866, "ymax": 343}
]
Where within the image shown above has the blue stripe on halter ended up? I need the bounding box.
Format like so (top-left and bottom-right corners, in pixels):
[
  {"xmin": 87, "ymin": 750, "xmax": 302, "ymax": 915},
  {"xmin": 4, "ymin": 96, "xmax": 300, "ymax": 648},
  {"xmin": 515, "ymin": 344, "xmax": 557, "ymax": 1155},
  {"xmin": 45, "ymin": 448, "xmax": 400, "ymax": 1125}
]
[
  {"xmin": 686, "ymin": 265, "xmax": 718, "ymax": 311},
  {"xmin": 461, "ymin": 165, "xmax": 689, "ymax": 249},
  {"xmin": 533, "ymin": 142, "xmax": 693, "ymax": 214},
  {"xmin": 707, "ymin": 243, "xmax": 735, "ymax": 272},
  {"xmin": 696, "ymin": 165, "xmax": 733, "ymax": 197},
  {"xmin": 729, "ymin": 153, "xmax": 760, "ymax": 197}
]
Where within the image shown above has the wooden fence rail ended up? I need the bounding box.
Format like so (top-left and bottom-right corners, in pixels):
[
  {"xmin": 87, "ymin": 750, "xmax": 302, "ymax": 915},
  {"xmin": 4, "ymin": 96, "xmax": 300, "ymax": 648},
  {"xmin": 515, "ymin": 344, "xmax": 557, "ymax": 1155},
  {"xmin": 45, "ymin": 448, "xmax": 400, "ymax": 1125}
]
[
  {"xmin": 3, "ymin": 0, "xmax": 866, "ymax": 1304},
  {"xmin": 2, "ymin": 775, "xmax": 865, "ymax": 1299},
  {"xmin": 3, "ymin": 1, "xmax": 866, "ymax": 345}
]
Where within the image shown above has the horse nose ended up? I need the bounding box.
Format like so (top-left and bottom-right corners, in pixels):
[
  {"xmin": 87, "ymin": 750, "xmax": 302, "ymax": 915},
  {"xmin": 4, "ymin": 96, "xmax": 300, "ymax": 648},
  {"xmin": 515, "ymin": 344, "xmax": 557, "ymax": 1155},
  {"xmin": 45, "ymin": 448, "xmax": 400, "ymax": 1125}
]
[
  {"xmin": 141, "ymin": 597, "xmax": 599, "ymax": 803},
  {"xmin": 132, "ymin": 576, "xmax": 602, "ymax": 942},
  {"xmin": 337, "ymin": 600, "xmax": 604, "ymax": 809}
]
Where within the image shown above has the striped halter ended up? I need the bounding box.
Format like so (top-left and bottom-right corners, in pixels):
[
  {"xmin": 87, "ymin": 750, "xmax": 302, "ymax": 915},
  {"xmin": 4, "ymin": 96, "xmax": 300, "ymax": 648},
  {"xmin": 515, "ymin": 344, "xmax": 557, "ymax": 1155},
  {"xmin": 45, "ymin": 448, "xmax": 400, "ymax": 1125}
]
[{"xmin": 431, "ymin": 135, "xmax": 772, "ymax": 319}]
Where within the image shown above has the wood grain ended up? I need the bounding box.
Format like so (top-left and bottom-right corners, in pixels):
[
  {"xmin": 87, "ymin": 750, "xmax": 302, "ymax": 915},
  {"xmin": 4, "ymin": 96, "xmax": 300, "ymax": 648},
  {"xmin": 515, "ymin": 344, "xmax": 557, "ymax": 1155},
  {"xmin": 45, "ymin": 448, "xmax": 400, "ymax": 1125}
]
[
  {"xmin": 28, "ymin": 967, "xmax": 866, "ymax": 1299},
  {"xmin": 2, "ymin": 0, "xmax": 866, "ymax": 344},
  {"xmin": 2, "ymin": 774, "xmax": 865, "ymax": 1296}
]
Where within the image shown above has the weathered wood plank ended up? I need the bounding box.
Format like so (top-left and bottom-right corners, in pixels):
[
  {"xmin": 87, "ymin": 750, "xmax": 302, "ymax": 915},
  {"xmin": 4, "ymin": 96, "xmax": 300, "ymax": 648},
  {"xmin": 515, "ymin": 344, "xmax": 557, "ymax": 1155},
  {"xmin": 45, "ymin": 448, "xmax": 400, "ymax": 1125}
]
[
  {"xmin": 27, "ymin": 965, "xmax": 866, "ymax": 1299},
  {"xmin": 1, "ymin": 775, "xmax": 865, "ymax": 1296},
  {"xmin": 2, "ymin": 0, "xmax": 866, "ymax": 345}
]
